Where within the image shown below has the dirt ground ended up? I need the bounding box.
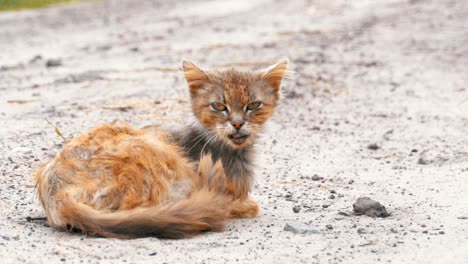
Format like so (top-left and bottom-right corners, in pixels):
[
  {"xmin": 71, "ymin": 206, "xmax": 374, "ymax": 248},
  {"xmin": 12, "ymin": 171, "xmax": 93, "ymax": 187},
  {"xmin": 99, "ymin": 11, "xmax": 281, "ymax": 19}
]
[{"xmin": 1, "ymin": 0, "xmax": 467, "ymax": 263}]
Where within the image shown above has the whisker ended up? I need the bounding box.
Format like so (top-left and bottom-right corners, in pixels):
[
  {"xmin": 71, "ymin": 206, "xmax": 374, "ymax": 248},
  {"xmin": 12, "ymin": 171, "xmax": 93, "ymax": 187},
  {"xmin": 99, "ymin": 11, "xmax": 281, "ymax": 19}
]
[{"xmin": 187, "ymin": 130, "xmax": 213, "ymax": 153}]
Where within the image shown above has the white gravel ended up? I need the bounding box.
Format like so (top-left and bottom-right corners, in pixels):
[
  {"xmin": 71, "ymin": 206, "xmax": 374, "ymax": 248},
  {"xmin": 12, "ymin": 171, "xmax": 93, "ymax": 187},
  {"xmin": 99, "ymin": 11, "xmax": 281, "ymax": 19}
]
[{"xmin": 1, "ymin": 0, "xmax": 467, "ymax": 263}]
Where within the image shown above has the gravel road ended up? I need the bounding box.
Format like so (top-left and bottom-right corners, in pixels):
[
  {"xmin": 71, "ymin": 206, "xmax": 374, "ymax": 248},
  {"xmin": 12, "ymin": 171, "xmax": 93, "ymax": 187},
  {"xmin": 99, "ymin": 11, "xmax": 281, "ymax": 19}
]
[{"xmin": 1, "ymin": 0, "xmax": 467, "ymax": 263}]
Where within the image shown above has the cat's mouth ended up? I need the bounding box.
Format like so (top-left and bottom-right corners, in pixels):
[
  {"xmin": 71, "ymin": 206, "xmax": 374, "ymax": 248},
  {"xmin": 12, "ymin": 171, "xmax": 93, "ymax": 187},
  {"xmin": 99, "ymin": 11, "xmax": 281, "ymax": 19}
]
[{"xmin": 228, "ymin": 133, "xmax": 249, "ymax": 145}]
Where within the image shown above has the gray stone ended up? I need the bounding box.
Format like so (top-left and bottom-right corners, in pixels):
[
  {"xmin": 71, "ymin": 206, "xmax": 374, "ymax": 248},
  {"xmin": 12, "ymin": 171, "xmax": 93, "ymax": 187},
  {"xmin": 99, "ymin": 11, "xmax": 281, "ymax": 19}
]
[
  {"xmin": 284, "ymin": 223, "xmax": 320, "ymax": 234},
  {"xmin": 353, "ymin": 197, "xmax": 389, "ymax": 218}
]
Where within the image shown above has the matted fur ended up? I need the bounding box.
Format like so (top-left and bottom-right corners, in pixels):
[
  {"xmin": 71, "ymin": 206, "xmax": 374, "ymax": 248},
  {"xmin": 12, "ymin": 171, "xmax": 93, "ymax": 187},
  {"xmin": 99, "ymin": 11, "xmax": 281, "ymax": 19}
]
[{"xmin": 35, "ymin": 58, "xmax": 288, "ymax": 238}]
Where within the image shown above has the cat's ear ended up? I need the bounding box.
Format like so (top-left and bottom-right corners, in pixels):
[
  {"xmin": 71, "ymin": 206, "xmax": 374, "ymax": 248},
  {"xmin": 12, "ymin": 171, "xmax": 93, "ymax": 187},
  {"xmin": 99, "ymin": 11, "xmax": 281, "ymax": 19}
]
[
  {"xmin": 261, "ymin": 57, "xmax": 289, "ymax": 91},
  {"xmin": 182, "ymin": 60, "xmax": 209, "ymax": 91}
]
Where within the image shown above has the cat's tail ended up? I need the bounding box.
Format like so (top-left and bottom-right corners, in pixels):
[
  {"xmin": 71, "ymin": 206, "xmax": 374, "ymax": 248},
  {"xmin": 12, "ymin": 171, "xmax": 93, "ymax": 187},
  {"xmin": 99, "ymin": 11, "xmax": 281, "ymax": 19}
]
[{"xmin": 58, "ymin": 155, "xmax": 229, "ymax": 239}]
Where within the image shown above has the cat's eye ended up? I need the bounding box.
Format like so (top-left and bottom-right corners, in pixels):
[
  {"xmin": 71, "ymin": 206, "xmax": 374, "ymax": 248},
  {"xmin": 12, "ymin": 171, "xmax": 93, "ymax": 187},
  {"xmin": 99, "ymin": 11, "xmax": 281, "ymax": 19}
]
[
  {"xmin": 246, "ymin": 101, "xmax": 262, "ymax": 111},
  {"xmin": 211, "ymin": 102, "xmax": 227, "ymax": 112}
]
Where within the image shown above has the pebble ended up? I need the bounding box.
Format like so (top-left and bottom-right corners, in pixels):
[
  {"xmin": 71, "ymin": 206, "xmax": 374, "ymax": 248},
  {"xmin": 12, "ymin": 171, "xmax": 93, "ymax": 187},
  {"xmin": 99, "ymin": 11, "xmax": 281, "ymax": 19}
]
[
  {"xmin": 326, "ymin": 224, "xmax": 333, "ymax": 230},
  {"xmin": 12, "ymin": 147, "xmax": 32, "ymax": 154},
  {"xmin": 46, "ymin": 59, "xmax": 62, "ymax": 67},
  {"xmin": 357, "ymin": 228, "xmax": 367, "ymax": 234},
  {"xmin": 284, "ymin": 223, "xmax": 320, "ymax": 234},
  {"xmin": 311, "ymin": 174, "xmax": 322, "ymax": 181},
  {"xmin": 367, "ymin": 143, "xmax": 380, "ymax": 150},
  {"xmin": 353, "ymin": 197, "xmax": 389, "ymax": 218},
  {"xmin": 292, "ymin": 206, "xmax": 301, "ymax": 213}
]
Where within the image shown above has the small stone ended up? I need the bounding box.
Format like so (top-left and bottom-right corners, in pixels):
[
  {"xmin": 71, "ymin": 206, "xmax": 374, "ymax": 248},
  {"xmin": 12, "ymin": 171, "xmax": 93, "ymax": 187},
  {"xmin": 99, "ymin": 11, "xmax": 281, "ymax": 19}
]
[
  {"xmin": 286, "ymin": 90, "xmax": 301, "ymax": 99},
  {"xmin": 12, "ymin": 147, "xmax": 32, "ymax": 154},
  {"xmin": 46, "ymin": 59, "xmax": 62, "ymax": 67},
  {"xmin": 417, "ymin": 150, "xmax": 448, "ymax": 165},
  {"xmin": 367, "ymin": 143, "xmax": 380, "ymax": 150},
  {"xmin": 330, "ymin": 190, "xmax": 336, "ymax": 194},
  {"xmin": 322, "ymin": 204, "xmax": 329, "ymax": 208},
  {"xmin": 348, "ymin": 179, "xmax": 354, "ymax": 184},
  {"xmin": 390, "ymin": 228, "xmax": 398, "ymax": 233},
  {"xmin": 148, "ymin": 252, "xmax": 157, "ymax": 256},
  {"xmin": 326, "ymin": 224, "xmax": 333, "ymax": 230},
  {"xmin": 357, "ymin": 228, "xmax": 367, "ymax": 234},
  {"xmin": 439, "ymin": 231, "xmax": 445, "ymax": 235},
  {"xmin": 338, "ymin": 211, "xmax": 350, "ymax": 216},
  {"xmin": 353, "ymin": 197, "xmax": 389, "ymax": 218},
  {"xmin": 329, "ymin": 194, "xmax": 336, "ymax": 199},
  {"xmin": 292, "ymin": 206, "xmax": 301, "ymax": 213},
  {"xmin": 283, "ymin": 223, "xmax": 320, "ymax": 234},
  {"xmin": 311, "ymin": 174, "xmax": 322, "ymax": 181},
  {"xmin": 457, "ymin": 216, "xmax": 468, "ymax": 220}
]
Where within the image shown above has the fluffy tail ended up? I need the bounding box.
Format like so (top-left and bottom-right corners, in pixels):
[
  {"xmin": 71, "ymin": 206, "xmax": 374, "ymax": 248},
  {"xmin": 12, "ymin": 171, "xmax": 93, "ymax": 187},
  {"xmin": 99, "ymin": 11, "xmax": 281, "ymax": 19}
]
[{"xmin": 59, "ymin": 155, "xmax": 229, "ymax": 239}]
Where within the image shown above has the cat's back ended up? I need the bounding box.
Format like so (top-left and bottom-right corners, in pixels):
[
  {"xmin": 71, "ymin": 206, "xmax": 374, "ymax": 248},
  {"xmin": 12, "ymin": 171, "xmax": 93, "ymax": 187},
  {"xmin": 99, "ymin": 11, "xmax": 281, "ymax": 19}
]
[{"xmin": 36, "ymin": 123, "xmax": 197, "ymax": 221}]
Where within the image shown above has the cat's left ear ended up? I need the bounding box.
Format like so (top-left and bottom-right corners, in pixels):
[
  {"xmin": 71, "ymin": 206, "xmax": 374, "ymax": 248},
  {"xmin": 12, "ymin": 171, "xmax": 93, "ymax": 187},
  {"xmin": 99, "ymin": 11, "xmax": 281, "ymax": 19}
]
[
  {"xmin": 182, "ymin": 60, "xmax": 209, "ymax": 92},
  {"xmin": 261, "ymin": 57, "xmax": 289, "ymax": 91}
]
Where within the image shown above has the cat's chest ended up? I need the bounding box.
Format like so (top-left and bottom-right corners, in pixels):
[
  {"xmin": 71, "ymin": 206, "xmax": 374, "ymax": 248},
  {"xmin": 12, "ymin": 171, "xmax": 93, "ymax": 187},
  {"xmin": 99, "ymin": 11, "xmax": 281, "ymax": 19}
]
[
  {"xmin": 218, "ymin": 152, "xmax": 253, "ymax": 180},
  {"xmin": 178, "ymin": 130, "xmax": 254, "ymax": 180}
]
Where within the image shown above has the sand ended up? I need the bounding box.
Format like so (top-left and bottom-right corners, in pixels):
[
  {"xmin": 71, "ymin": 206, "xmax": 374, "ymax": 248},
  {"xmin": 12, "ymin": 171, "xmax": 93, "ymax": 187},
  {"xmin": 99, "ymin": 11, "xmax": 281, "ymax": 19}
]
[{"xmin": 0, "ymin": 0, "xmax": 467, "ymax": 263}]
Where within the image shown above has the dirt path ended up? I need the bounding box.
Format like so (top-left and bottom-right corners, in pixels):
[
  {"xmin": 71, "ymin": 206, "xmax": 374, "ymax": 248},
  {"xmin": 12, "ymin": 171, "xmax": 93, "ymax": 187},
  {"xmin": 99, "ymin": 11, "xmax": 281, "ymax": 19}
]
[{"xmin": 1, "ymin": 0, "xmax": 467, "ymax": 263}]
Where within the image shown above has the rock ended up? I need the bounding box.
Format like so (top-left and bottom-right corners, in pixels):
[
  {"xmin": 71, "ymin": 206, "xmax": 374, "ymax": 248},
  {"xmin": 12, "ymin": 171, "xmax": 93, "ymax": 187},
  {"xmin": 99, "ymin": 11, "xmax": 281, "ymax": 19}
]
[
  {"xmin": 367, "ymin": 143, "xmax": 380, "ymax": 150},
  {"xmin": 352, "ymin": 197, "xmax": 389, "ymax": 218},
  {"xmin": 46, "ymin": 59, "xmax": 62, "ymax": 67},
  {"xmin": 286, "ymin": 90, "xmax": 302, "ymax": 99},
  {"xmin": 417, "ymin": 150, "xmax": 449, "ymax": 165},
  {"xmin": 357, "ymin": 228, "xmax": 367, "ymax": 234},
  {"xmin": 329, "ymin": 194, "xmax": 336, "ymax": 199},
  {"xmin": 326, "ymin": 224, "xmax": 333, "ymax": 230},
  {"xmin": 457, "ymin": 216, "xmax": 468, "ymax": 220},
  {"xmin": 29, "ymin": 55, "xmax": 42, "ymax": 63},
  {"xmin": 148, "ymin": 252, "xmax": 157, "ymax": 256},
  {"xmin": 284, "ymin": 223, "xmax": 320, "ymax": 234},
  {"xmin": 338, "ymin": 211, "xmax": 350, "ymax": 216},
  {"xmin": 292, "ymin": 205, "xmax": 301, "ymax": 213},
  {"xmin": 311, "ymin": 174, "xmax": 322, "ymax": 181},
  {"xmin": 12, "ymin": 147, "xmax": 32, "ymax": 154}
]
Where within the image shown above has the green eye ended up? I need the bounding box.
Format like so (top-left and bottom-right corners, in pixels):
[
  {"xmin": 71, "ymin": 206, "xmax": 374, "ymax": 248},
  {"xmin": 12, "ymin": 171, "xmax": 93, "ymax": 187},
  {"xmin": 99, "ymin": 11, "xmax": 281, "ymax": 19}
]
[
  {"xmin": 246, "ymin": 101, "xmax": 262, "ymax": 111},
  {"xmin": 211, "ymin": 102, "xmax": 227, "ymax": 111}
]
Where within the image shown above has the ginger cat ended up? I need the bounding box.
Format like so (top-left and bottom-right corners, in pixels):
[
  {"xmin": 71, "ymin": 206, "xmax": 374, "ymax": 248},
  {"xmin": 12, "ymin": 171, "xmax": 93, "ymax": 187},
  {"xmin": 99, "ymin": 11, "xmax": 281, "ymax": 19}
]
[{"xmin": 35, "ymin": 58, "xmax": 289, "ymax": 238}]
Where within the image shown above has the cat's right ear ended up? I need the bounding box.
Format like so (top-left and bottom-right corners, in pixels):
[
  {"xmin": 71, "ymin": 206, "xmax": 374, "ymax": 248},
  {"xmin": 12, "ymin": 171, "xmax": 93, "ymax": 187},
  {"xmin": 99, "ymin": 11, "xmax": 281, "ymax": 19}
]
[{"xmin": 182, "ymin": 60, "xmax": 209, "ymax": 91}]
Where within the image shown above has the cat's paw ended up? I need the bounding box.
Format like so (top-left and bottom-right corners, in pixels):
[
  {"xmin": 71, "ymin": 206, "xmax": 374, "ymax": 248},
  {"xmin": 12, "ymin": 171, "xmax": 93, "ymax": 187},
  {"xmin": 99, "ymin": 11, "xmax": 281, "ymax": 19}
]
[
  {"xmin": 198, "ymin": 154, "xmax": 226, "ymax": 194},
  {"xmin": 228, "ymin": 198, "xmax": 259, "ymax": 218}
]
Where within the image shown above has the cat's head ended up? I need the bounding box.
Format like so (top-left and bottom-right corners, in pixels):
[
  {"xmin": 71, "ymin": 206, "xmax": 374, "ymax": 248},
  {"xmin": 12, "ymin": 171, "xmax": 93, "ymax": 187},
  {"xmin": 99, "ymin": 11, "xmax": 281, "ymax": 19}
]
[{"xmin": 182, "ymin": 58, "xmax": 288, "ymax": 148}]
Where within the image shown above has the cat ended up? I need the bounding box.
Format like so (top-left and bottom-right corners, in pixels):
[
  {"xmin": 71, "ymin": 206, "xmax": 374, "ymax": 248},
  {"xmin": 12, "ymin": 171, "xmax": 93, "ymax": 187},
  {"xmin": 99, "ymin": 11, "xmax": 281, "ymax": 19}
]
[{"xmin": 35, "ymin": 58, "xmax": 289, "ymax": 238}]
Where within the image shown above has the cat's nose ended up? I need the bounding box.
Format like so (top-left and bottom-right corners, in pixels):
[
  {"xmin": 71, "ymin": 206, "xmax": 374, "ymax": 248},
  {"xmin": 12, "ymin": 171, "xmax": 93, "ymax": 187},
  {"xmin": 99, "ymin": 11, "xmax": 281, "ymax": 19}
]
[{"xmin": 230, "ymin": 119, "xmax": 245, "ymax": 130}]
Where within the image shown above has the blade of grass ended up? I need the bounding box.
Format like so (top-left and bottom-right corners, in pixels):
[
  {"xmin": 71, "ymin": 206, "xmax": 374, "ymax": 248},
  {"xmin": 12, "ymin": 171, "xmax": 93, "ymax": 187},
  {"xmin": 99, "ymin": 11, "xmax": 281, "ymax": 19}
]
[{"xmin": 44, "ymin": 118, "xmax": 66, "ymax": 142}]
